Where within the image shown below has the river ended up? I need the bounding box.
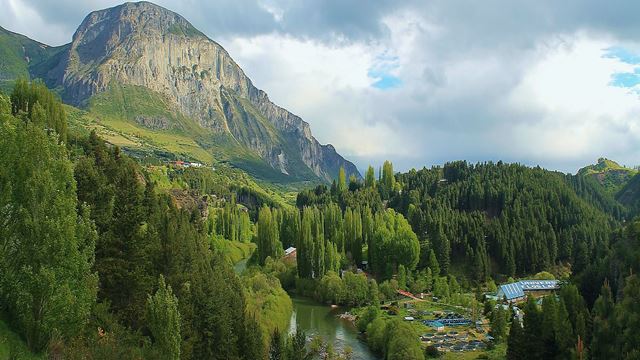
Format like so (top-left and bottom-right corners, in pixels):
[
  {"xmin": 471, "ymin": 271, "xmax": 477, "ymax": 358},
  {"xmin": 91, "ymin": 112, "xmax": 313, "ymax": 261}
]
[
  {"xmin": 288, "ymin": 297, "xmax": 380, "ymax": 360},
  {"xmin": 234, "ymin": 258, "xmax": 378, "ymax": 359}
]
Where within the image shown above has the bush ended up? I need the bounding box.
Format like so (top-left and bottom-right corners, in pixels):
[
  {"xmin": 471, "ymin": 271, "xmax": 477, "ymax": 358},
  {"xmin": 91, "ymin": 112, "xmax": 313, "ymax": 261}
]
[{"xmin": 425, "ymin": 345, "xmax": 441, "ymax": 358}]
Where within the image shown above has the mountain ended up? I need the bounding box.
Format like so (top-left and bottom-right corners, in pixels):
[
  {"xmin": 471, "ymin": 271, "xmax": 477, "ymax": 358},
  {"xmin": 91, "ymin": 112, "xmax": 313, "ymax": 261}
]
[
  {"xmin": 0, "ymin": 26, "xmax": 66, "ymax": 92},
  {"xmin": 0, "ymin": 1, "xmax": 360, "ymax": 183},
  {"xmin": 577, "ymin": 157, "xmax": 637, "ymax": 194}
]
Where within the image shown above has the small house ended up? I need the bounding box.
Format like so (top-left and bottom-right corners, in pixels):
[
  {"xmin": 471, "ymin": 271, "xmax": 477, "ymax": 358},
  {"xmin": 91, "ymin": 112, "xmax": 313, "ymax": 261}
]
[{"xmin": 284, "ymin": 247, "xmax": 297, "ymax": 259}]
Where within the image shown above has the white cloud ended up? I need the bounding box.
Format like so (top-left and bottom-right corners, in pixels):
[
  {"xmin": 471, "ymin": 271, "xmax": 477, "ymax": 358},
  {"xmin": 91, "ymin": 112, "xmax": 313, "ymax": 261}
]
[
  {"xmin": 4, "ymin": 0, "xmax": 640, "ymax": 172},
  {"xmin": 506, "ymin": 35, "xmax": 640, "ymax": 170},
  {"xmin": 225, "ymin": 34, "xmax": 416, "ymax": 159}
]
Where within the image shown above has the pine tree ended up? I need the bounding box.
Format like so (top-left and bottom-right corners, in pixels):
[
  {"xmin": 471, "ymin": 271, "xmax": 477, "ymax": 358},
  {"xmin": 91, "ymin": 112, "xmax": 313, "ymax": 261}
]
[
  {"xmin": 242, "ymin": 315, "xmax": 265, "ymax": 360},
  {"xmin": 490, "ymin": 306, "xmax": 507, "ymax": 342},
  {"xmin": 523, "ymin": 296, "xmax": 544, "ymax": 360},
  {"xmin": 555, "ymin": 300, "xmax": 575, "ymax": 359},
  {"xmin": 507, "ymin": 321, "xmax": 526, "ymax": 360},
  {"xmin": 591, "ymin": 281, "xmax": 617, "ymax": 360},
  {"xmin": 617, "ymin": 275, "xmax": 640, "ymax": 358},
  {"xmin": 427, "ymin": 250, "xmax": 440, "ymax": 278},
  {"xmin": 269, "ymin": 331, "xmax": 284, "ymax": 360}
]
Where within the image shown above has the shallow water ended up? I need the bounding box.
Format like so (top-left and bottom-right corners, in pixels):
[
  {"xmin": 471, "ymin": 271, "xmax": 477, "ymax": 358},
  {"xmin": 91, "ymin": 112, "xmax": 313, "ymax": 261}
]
[{"xmin": 288, "ymin": 297, "xmax": 380, "ymax": 360}]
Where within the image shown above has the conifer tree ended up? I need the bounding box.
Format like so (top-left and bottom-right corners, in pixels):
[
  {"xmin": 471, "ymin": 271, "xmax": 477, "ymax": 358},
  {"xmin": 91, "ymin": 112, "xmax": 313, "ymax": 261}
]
[
  {"xmin": 591, "ymin": 281, "xmax": 617, "ymax": 360},
  {"xmin": 490, "ymin": 306, "xmax": 507, "ymax": 342},
  {"xmin": 0, "ymin": 118, "xmax": 97, "ymax": 351},
  {"xmin": 507, "ymin": 321, "xmax": 526, "ymax": 360}
]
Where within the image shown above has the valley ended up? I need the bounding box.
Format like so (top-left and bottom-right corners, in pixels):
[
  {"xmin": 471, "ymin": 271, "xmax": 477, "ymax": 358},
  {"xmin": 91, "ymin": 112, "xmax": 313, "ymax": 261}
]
[{"xmin": 1, "ymin": 2, "xmax": 640, "ymax": 360}]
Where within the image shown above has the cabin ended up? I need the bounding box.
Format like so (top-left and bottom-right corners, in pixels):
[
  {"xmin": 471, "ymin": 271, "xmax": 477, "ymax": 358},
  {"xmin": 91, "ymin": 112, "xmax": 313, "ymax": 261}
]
[
  {"xmin": 283, "ymin": 247, "xmax": 297, "ymax": 259},
  {"xmin": 496, "ymin": 280, "xmax": 560, "ymax": 303}
]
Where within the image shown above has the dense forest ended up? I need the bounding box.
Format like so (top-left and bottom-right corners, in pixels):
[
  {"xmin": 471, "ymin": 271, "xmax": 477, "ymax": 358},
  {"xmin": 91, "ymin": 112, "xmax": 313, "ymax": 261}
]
[
  {"xmin": 0, "ymin": 81, "xmax": 297, "ymax": 359},
  {"xmin": 2, "ymin": 79, "xmax": 640, "ymax": 360}
]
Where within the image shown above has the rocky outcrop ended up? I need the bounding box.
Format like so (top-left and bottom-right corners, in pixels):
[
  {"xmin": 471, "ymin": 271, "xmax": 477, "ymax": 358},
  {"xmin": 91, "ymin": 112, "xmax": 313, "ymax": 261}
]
[
  {"xmin": 134, "ymin": 115, "xmax": 172, "ymax": 130},
  {"xmin": 42, "ymin": 1, "xmax": 360, "ymax": 182}
]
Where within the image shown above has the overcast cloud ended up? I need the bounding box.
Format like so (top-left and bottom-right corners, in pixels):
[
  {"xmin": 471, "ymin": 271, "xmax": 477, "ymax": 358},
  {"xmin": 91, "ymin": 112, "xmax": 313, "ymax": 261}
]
[{"xmin": 2, "ymin": 0, "xmax": 640, "ymax": 173}]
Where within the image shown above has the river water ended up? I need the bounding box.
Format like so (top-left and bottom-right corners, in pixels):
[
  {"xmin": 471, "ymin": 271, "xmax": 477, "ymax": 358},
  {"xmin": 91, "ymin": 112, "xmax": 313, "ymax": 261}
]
[
  {"xmin": 288, "ymin": 297, "xmax": 380, "ymax": 360},
  {"xmin": 233, "ymin": 259, "xmax": 378, "ymax": 359}
]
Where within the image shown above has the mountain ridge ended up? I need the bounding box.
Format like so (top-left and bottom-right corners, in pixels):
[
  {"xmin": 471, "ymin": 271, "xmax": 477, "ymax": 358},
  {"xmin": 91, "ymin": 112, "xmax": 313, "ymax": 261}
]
[{"xmin": 0, "ymin": 1, "xmax": 360, "ymax": 183}]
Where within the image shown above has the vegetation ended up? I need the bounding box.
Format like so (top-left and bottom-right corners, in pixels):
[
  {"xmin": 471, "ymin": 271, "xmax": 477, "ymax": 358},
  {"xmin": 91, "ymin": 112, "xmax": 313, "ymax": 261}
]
[
  {"xmin": 0, "ymin": 84, "xmax": 291, "ymax": 359},
  {"xmin": 578, "ymin": 157, "xmax": 637, "ymax": 194},
  {"xmin": 3, "ymin": 77, "xmax": 640, "ymax": 360}
]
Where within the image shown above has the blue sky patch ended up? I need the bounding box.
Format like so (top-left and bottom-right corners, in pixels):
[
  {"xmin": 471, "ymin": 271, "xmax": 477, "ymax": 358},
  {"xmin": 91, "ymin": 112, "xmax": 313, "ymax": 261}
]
[
  {"xmin": 368, "ymin": 53, "xmax": 402, "ymax": 90},
  {"xmin": 603, "ymin": 46, "xmax": 640, "ymax": 90},
  {"xmin": 603, "ymin": 46, "xmax": 640, "ymax": 65},
  {"xmin": 610, "ymin": 69, "xmax": 640, "ymax": 88},
  {"xmin": 371, "ymin": 74, "xmax": 402, "ymax": 89}
]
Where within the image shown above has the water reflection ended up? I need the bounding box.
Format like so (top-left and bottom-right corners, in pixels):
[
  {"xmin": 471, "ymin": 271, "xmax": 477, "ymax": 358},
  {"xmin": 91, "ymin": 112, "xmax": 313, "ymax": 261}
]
[{"xmin": 289, "ymin": 297, "xmax": 380, "ymax": 360}]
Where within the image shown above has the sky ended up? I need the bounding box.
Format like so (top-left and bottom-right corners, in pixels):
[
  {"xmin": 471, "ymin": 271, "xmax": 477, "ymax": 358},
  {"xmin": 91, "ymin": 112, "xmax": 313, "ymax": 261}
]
[{"xmin": 3, "ymin": 0, "xmax": 640, "ymax": 174}]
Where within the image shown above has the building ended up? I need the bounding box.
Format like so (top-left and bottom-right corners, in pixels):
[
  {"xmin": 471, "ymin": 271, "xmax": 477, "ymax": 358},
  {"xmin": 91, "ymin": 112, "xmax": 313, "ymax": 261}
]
[
  {"xmin": 425, "ymin": 320, "xmax": 445, "ymax": 332},
  {"xmin": 283, "ymin": 247, "xmax": 296, "ymax": 259},
  {"xmin": 496, "ymin": 280, "xmax": 560, "ymax": 303}
]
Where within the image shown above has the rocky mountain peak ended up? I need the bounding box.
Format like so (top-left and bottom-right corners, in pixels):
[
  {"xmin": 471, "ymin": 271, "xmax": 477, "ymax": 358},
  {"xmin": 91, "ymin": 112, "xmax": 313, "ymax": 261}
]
[{"xmin": 39, "ymin": 1, "xmax": 361, "ymax": 182}]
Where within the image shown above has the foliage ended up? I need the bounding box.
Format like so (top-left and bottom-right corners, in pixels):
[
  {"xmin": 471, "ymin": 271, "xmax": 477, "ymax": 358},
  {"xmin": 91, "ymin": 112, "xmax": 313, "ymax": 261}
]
[
  {"xmin": 0, "ymin": 106, "xmax": 96, "ymax": 351},
  {"xmin": 243, "ymin": 269, "xmax": 293, "ymax": 351},
  {"xmin": 366, "ymin": 318, "xmax": 424, "ymax": 360},
  {"xmin": 145, "ymin": 275, "xmax": 181, "ymax": 360}
]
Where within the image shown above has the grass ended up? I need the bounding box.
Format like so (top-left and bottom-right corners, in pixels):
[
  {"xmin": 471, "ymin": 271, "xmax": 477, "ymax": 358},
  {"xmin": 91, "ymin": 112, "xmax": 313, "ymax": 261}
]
[
  {"xmin": 79, "ymin": 83, "xmax": 321, "ymax": 185},
  {"xmin": 353, "ymin": 296, "xmax": 502, "ymax": 359},
  {"xmin": 213, "ymin": 238, "xmax": 256, "ymax": 264},
  {"xmin": 578, "ymin": 158, "xmax": 638, "ymax": 193},
  {"xmin": 0, "ymin": 319, "xmax": 44, "ymax": 360}
]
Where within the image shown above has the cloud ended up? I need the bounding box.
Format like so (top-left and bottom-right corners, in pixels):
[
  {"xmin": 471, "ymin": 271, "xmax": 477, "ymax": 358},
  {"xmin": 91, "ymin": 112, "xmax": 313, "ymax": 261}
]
[{"xmin": 2, "ymin": 0, "xmax": 640, "ymax": 173}]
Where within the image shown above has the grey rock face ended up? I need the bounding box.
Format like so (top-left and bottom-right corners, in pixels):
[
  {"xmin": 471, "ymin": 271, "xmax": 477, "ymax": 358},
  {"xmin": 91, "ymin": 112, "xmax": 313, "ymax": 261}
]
[
  {"xmin": 48, "ymin": 1, "xmax": 360, "ymax": 182},
  {"xmin": 134, "ymin": 115, "xmax": 171, "ymax": 130}
]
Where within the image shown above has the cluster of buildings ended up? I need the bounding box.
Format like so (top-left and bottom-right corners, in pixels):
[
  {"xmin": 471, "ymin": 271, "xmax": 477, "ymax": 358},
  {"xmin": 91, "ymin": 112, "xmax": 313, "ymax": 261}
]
[
  {"xmin": 170, "ymin": 160, "xmax": 204, "ymax": 168},
  {"xmin": 493, "ymin": 280, "xmax": 560, "ymax": 303}
]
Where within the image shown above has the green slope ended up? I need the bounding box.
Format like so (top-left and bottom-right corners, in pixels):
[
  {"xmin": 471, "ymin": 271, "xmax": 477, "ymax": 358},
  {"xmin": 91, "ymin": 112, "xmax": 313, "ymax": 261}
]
[
  {"xmin": 79, "ymin": 83, "xmax": 321, "ymax": 184},
  {"xmin": 616, "ymin": 173, "xmax": 640, "ymax": 216},
  {"xmin": 0, "ymin": 26, "xmax": 65, "ymax": 92},
  {"xmin": 577, "ymin": 158, "xmax": 637, "ymax": 194},
  {"xmin": 0, "ymin": 319, "xmax": 43, "ymax": 360}
]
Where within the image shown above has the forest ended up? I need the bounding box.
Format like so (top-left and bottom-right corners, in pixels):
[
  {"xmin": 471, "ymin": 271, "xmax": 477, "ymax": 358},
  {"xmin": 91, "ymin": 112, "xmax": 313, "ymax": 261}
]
[{"xmin": 1, "ymin": 79, "xmax": 640, "ymax": 360}]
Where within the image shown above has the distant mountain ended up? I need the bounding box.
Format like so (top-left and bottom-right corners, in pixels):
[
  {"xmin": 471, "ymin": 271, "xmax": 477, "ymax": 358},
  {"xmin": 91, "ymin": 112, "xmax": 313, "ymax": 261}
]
[
  {"xmin": 0, "ymin": 2, "xmax": 360, "ymax": 183},
  {"xmin": 0, "ymin": 26, "xmax": 66, "ymax": 92},
  {"xmin": 577, "ymin": 158, "xmax": 637, "ymax": 194}
]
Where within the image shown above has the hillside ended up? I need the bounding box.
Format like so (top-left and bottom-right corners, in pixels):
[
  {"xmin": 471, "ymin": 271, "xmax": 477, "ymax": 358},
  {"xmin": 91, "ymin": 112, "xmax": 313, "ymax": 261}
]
[
  {"xmin": 0, "ymin": 26, "xmax": 66, "ymax": 92},
  {"xmin": 0, "ymin": 1, "xmax": 360, "ymax": 184},
  {"xmin": 577, "ymin": 157, "xmax": 637, "ymax": 194}
]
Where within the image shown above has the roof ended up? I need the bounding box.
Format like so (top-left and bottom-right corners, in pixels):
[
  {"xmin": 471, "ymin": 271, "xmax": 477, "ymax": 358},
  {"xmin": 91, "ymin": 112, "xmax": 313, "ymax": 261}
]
[
  {"xmin": 284, "ymin": 247, "xmax": 296, "ymax": 256},
  {"xmin": 497, "ymin": 280, "xmax": 560, "ymax": 300},
  {"xmin": 426, "ymin": 321, "xmax": 444, "ymax": 328},
  {"xmin": 498, "ymin": 283, "xmax": 525, "ymax": 300},
  {"xmin": 518, "ymin": 280, "xmax": 559, "ymax": 290}
]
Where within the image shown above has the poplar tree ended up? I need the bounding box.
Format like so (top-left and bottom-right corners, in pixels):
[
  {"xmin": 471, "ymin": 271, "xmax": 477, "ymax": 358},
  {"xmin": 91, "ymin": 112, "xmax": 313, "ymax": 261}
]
[
  {"xmin": 365, "ymin": 165, "xmax": 376, "ymax": 188},
  {"xmin": 338, "ymin": 166, "xmax": 347, "ymax": 193},
  {"xmin": 146, "ymin": 275, "xmax": 181, "ymax": 360}
]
